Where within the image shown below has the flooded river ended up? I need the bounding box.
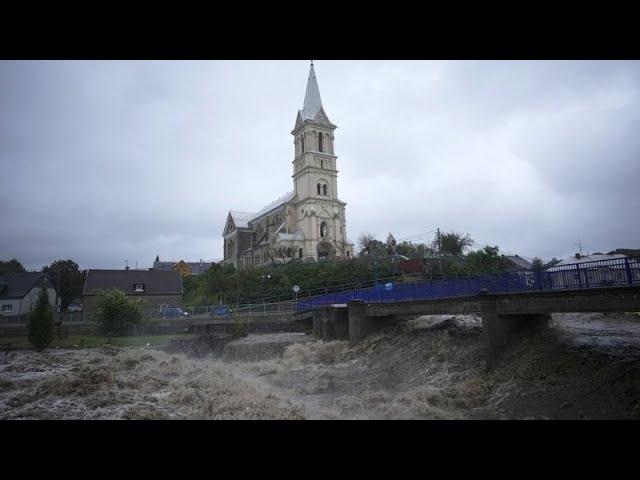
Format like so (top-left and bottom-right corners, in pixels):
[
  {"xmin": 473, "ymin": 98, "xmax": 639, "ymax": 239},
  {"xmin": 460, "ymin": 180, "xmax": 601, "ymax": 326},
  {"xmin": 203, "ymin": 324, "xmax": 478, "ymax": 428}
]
[{"xmin": 1, "ymin": 313, "xmax": 640, "ymax": 419}]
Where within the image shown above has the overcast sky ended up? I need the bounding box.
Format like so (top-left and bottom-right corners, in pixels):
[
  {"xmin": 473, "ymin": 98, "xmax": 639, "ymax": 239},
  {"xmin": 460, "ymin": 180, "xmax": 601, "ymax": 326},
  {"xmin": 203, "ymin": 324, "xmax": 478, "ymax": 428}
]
[{"xmin": 1, "ymin": 60, "xmax": 639, "ymax": 271}]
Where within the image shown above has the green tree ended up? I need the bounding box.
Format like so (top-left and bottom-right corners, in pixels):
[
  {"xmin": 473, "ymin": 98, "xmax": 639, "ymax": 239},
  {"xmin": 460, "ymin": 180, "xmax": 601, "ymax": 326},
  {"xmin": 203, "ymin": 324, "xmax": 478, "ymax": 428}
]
[
  {"xmin": 0, "ymin": 259, "xmax": 26, "ymax": 275},
  {"xmin": 91, "ymin": 289, "xmax": 143, "ymax": 336},
  {"xmin": 531, "ymin": 257, "xmax": 545, "ymax": 270},
  {"xmin": 436, "ymin": 231, "xmax": 474, "ymax": 256},
  {"xmin": 42, "ymin": 259, "xmax": 86, "ymax": 310},
  {"xmin": 27, "ymin": 287, "xmax": 54, "ymax": 352},
  {"xmin": 465, "ymin": 246, "xmax": 509, "ymax": 273}
]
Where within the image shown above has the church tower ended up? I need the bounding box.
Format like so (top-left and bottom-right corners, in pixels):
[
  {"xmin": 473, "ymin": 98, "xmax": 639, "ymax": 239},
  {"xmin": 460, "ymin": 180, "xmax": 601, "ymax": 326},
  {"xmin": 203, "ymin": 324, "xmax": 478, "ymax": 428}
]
[
  {"xmin": 290, "ymin": 62, "xmax": 352, "ymax": 260},
  {"xmin": 222, "ymin": 62, "xmax": 353, "ymax": 268}
]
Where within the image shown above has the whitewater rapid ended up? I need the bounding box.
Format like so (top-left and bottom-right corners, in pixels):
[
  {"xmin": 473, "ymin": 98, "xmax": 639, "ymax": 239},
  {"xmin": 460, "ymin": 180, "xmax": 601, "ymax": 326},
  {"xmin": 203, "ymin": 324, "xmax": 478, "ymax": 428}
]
[{"xmin": 1, "ymin": 313, "xmax": 639, "ymax": 419}]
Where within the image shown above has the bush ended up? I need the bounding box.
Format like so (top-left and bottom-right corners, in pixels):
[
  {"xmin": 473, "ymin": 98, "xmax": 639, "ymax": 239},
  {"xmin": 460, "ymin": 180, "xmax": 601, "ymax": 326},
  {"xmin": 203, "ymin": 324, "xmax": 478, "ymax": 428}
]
[
  {"xmin": 91, "ymin": 289, "xmax": 143, "ymax": 336},
  {"xmin": 27, "ymin": 287, "xmax": 55, "ymax": 351}
]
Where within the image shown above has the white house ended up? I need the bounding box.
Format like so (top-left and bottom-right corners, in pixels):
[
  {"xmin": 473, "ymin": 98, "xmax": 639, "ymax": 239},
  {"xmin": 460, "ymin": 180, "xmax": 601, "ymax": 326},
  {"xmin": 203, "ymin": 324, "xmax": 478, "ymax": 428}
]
[
  {"xmin": 547, "ymin": 253, "xmax": 639, "ymax": 288},
  {"xmin": 0, "ymin": 272, "xmax": 59, "ymax": 324}
]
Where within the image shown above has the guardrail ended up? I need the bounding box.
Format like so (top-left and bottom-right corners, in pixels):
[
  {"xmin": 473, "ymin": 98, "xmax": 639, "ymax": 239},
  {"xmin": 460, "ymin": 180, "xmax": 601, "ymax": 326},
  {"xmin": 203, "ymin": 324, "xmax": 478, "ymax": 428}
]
[{"xmin": 296, "ymin": 257, "xmax": 640, "ymax": 312}]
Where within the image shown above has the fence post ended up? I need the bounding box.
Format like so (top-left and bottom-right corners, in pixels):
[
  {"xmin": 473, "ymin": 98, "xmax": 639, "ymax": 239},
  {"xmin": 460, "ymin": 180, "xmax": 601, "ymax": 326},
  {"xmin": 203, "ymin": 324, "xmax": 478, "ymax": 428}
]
[
  {"xmin": 624, "ymin": 258, "xmax": 633, "ymax": 285},
  {"xmin": 576, "ymin": 264, "xmax": 582, "ymax": 289}
]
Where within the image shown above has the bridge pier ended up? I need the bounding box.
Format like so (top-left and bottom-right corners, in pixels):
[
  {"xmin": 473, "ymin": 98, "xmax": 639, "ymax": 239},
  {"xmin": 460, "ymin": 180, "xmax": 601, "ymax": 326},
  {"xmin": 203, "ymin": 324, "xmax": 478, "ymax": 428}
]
[
  {"xmin": 479, "ymin": 291, "xmax": 550, "ymax": 369},
  {"xmin": 348, "ymin": 300, "xmax": 398, "ymax": 344},
  {"xmin": 312, "ymin": 305, "xmax": 349, "ymax": 341}
]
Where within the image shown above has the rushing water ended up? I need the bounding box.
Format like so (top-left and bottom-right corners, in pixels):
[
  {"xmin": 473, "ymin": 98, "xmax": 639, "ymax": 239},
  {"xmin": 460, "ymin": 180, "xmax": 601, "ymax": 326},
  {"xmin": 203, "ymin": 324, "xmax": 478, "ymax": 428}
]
[{"xmin": 1, "ymin": 313, "xmax": 640, "ymax": 419}]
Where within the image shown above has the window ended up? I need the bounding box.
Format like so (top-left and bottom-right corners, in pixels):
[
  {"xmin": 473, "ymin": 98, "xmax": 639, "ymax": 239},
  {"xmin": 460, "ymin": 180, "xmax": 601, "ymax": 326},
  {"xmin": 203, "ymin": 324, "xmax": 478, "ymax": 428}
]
[
  {"xmin": 286, "ymin": 248, "xmax": 292, "ymax": 258},
  {"xmin": 318, "ymin": 132, "xmax": 323, "ymax": 152},
  {"xmin": 323, "ymin": 184, "xmax": 327, "ymax": 196},
  {"xmin": 321, "ymin": 159, "xmax": 323, "ymax": 169},
  {"xmin": 301, "ymin": 135, "xmax": 305, "ymax": 152},
  {"xmin": 133, "ymin": 284, "xmax": 145, "ymax": 293},
  {"xmin": 317, "ymin": 183, "xmax": 321, "ymax": 195},
  {"xmin": 1, "ymin": 304, "xmax": 12, "ymax": 313},
  {"xmin": 299, "ymin": 248, "xmax": 303, "ymax": 258}
]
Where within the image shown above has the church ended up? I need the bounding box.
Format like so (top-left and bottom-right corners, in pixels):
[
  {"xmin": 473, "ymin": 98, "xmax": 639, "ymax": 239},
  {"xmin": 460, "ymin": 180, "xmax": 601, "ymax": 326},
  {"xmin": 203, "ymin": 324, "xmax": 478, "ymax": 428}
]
[{"xmin": 222, "ymin": 62, "xmax": 354, "ymax": 269}]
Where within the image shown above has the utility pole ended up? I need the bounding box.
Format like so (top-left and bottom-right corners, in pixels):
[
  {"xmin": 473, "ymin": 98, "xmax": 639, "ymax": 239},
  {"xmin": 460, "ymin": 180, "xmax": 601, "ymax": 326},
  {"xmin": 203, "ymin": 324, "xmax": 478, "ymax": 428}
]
[{"xmin": 437, "ymin": 228, "xmax": 442, "ymax": 276}]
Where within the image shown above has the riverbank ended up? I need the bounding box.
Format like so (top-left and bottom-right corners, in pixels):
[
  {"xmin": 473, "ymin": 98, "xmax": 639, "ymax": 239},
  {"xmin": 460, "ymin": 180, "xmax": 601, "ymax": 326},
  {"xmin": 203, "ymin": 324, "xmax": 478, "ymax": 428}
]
[{"xmin": 0, "ymin": 334, "xmax": 196, "ymax": 350}]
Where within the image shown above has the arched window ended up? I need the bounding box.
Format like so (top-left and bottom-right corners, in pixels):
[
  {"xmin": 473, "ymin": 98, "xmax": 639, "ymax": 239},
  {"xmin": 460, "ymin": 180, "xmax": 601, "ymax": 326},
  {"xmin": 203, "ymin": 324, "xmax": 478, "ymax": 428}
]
[
  {"xmin": 299, "ymin": 248, "xmax": 303, "ymax": 258},
  {"xmin": 320, "ymin": 222, "xmax": 327, "ymax": 238},
  {"xmin": 286, "ymin": 248, "xmax": 292, "ymax": 258},
  {"xmin": 318, "ymin": 132, "xmax": 323, "ymax": 152},
  {"xmin": 300, "ymin": 135, "xmax": 305, "ymax": 153},
  {"xmin": 323, "ymin": 184, "xmax": 327, "ymax": 196},
  {"xmin": 317, "ymin": 183, "xmax": 321, "ymax": 195}
]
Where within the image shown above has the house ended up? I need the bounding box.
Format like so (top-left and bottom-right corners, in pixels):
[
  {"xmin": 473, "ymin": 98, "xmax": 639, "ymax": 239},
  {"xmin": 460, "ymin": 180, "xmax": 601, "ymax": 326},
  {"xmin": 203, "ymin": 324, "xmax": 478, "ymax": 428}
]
[
  {"xmin": 82, "ymin": 269, "xmax": 183, "ymax": 319},
  {"xmin": 222, "ymin": 62, "xmax": 354, "ymax": 269},
  {"xmin": 547, "ymin": 253, "xmax": 639, "ymax": 288},
  {"xmin": 503, "ymin": 255, "xmax": 534, "ymax": 271},
  {"xmin": 0, "ymin": 272, "xmax": 59, "ymax": 324},
  {"xmin": 152, "ymin": 259, "xmax": 213, "ymax": 276}
]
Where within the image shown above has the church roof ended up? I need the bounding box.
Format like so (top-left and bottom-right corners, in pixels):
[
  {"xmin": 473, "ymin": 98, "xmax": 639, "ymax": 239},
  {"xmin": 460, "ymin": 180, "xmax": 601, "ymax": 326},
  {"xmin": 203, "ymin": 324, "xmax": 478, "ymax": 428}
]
[
  {"xmin": 251, "ymin": 191, "xmax": 295, "ymax": 221},
  {"xmin": 300, "ymin": 62, "xmax": 323, "ymax": 121},
  {"xmin": 229, "ymin": 211, "xmax": 254, "ymax": 229}
]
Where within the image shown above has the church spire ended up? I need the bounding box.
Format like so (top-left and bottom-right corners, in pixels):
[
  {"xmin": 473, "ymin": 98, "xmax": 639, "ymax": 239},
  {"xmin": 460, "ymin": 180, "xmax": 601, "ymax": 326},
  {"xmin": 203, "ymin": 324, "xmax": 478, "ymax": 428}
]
[{"xmin": 301, "ymin": 61, "xmax": 323, "ymax": 121}]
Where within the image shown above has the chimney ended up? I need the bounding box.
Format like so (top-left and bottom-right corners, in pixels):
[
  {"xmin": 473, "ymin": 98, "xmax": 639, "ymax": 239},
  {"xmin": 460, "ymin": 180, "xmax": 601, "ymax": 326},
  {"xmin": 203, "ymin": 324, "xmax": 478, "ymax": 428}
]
[{"xmin": 575, "ymin": 253, "xmax": 581, "ymax": 260}]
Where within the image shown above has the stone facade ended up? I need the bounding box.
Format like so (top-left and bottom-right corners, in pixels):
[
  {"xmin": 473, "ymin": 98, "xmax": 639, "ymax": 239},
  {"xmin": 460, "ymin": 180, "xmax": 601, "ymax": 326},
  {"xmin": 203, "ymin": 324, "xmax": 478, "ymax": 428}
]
[{"xmin": 223, "ymin": 63, "xmax": 354, "ymax": 269}]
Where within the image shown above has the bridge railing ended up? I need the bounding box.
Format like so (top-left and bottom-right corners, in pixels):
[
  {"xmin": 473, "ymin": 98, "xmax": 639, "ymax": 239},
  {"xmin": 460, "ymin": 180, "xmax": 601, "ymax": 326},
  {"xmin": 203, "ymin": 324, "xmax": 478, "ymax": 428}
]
[{"xmin": 295, "ymin": 257, "xmax": 640, "ymax": 312}]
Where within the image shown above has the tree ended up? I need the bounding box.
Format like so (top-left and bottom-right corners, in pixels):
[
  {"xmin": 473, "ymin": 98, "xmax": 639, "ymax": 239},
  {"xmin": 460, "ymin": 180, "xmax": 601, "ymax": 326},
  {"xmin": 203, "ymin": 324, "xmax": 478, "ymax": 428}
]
[
  {"xmin": 92, "ymin": 289, "xmax": 143, "ymax": 336},
  {"xmin": 358, "ymin": 233, "xmax": 376, "ymax": 256},
  {"xmin": 531, "ymin": 257, "xmax": 544, "ymax": 270},
  {"xmin": 546, "ymin": 257, "xmax": 562, "ymax": 267},
  {"xmin": 27, "ymin": 287, "xmax": 54, "ymax": 352},
  {"xmin": 42, "ymin": 259, "xmax": 86, "ymax": 310},
  {"xmin": 0, "ymin": 259, "xmax": 25, "ymax": 275},
  {"xmin": 386, "ymin": 233, "xmax": 397, "ymax": 256},
  {"xmin": 465, "ymin": 246, "xmax": 509, "ymax": 273},
  {"xmin": 436, "ymin": 231, "xmax": 474, "ymax": 256}
]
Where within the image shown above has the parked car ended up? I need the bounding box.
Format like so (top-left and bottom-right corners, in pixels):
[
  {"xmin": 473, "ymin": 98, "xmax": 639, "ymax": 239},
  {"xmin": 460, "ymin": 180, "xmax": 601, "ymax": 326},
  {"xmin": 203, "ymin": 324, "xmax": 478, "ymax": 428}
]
[
  {"xmin": 67, "ymin": 303, "xmax": 82, "ymax": 312},
  {"xmin": 209, "ymin": 306, "xmax": 231, "ymax": 319},
  {"xmin": 160, "ymin": 307, "xmax": 189, "ymax": 319}
]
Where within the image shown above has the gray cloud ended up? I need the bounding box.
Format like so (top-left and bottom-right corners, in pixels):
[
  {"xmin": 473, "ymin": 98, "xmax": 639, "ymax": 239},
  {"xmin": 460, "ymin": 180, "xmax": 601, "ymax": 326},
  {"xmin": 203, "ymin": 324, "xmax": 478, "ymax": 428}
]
[{"xmin": 1, "ymin": 60, "xmax": 639, "ymax": 270}]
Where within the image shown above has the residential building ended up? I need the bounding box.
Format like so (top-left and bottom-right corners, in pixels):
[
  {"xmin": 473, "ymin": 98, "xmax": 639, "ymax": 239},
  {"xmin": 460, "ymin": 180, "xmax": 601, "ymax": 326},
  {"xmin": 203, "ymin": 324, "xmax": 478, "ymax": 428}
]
[
  {"xmin": 0, "ymin": 272, "xmax": 59, "ymax": 324},
  {"xmin": 82, "ymin": 269, "xmax": 183, "ymax": 319}
]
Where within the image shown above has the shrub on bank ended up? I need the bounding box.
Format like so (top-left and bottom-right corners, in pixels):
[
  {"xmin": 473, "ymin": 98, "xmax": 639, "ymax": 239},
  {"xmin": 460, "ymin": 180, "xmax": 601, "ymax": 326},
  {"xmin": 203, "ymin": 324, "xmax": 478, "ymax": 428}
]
[
  {"xmin": 91, "ymin": 289, "xmax": 143, "ymax": 337},
  {"xmin": 27, "ymin": 287, "xmax": 55, "ymax": 352}
]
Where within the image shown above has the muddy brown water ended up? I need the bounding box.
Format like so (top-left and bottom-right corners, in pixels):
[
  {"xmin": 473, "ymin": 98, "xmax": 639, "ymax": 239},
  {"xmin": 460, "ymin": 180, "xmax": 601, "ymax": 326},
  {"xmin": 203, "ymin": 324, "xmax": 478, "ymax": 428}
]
[{"xmin": 1, "ymin": 313, "xmax": 639, "ymax": 419}]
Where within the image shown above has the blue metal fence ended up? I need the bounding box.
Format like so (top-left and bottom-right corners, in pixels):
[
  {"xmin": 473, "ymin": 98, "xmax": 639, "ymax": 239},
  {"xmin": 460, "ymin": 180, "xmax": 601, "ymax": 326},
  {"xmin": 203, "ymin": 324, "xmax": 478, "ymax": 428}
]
[{"xmin": 296, "ymin": 257, "xmax": 640, "ymax": 312}]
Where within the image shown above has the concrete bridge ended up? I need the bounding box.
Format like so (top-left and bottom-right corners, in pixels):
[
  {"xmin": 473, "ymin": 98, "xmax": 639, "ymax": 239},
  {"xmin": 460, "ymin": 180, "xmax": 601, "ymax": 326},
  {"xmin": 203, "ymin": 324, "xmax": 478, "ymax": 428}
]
[{"xmin": 309, "ymin": 285, "xmax": 640, "ymax": 368}]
